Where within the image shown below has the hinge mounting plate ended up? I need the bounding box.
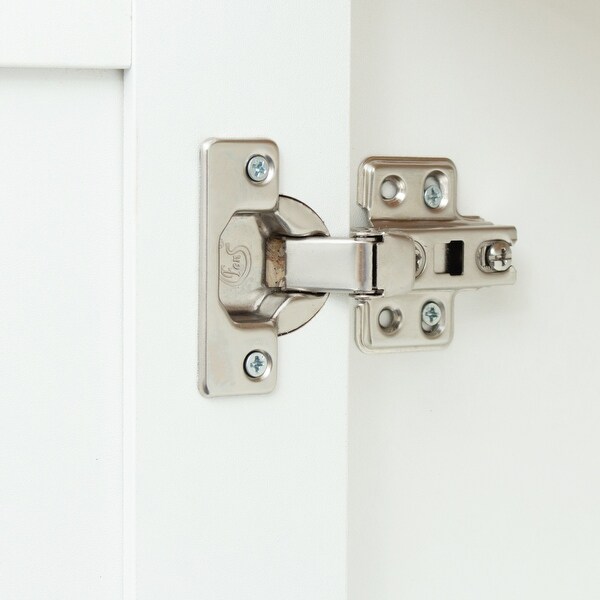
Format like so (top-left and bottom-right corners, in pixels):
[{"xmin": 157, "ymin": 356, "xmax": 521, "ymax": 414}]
[{"xmin": 354, "ymin": 156, "xmax": 516, "ymax": 352}]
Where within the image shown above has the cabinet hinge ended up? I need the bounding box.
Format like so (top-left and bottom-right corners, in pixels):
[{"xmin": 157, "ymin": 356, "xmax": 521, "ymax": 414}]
[{"xmin": 199, "ymin": 139, "xmax": 517, "ymax": 397}]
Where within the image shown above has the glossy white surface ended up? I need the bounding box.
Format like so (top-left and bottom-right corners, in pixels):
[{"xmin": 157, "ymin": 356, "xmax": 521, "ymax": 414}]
[
  {"xmin": 0, "ymin": 69, "xmax": 123, "ymax": 598},
  {"xmin": 349, "ymin": 1, "xmax": 600, "ymax": 598}
]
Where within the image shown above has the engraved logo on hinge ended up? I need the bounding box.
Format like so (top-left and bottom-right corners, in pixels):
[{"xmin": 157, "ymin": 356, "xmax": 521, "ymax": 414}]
[{"xmin": 219, "ymin": 241, "xmax": 251, "ymax": 286}]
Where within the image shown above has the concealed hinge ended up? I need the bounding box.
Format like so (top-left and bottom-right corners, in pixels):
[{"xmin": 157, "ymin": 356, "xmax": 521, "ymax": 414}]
[{"xmin": 199, "ymin": 139, "xmax": 517, "ymax": 397}]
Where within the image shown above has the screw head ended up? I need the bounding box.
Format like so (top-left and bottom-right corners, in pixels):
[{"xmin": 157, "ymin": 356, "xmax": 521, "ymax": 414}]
[
  {"xmin": 414, "ymin": 241, "xmax": 426, "ymax": 277},
  {"xmin": 246, "ymin": 155, "xmax": 270, "ymax": 183},
  {"xmin": 485, "ymin": 240, "xmax": 512, "ymax": 272},
  {"xmin": 422, "ymin": 301, "xmax": 442, "ymax": 327},
  {"xmin": 423, "ymin": 184, "xmax": 443, "ymax": 209},
  {"xmin": 244, "ymin": 350, "xmax": 270, "ymax": 379}
]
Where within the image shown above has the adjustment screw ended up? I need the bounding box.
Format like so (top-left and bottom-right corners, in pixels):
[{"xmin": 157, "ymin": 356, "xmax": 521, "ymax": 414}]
[
  {"xmin": 423, "ymin": 184, "xmax": 443, "ymax": 209},
  {"xmin": 244, "ymin": 350, "xmax": 269, "ymax": 379},
  {"xmin": 422, "ymin": 301, "xmax": 442, "ymax": 327},
  {"xmin": 484, "ymin": 240, "xmax": 512, "ymax": 272},
  {"xmin": 414, "ymin": 241, "xmax": 426, "ymax": 277},
  {"xmin": 246, "ymin": 155, "xmax": 270, "ymax": 183}
]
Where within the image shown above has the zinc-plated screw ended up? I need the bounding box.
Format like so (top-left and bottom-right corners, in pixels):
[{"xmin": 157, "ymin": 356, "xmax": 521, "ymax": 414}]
[
  {"xmin": 422, "ymin": 301, "xmax": 442, "ymax": 327},
  {"xmin": 423, "ymin": 184, "xmax": 443, "ymax": 209},
  {"xmin": 246, "ymin": 155, "xmax": 270, "ymax": 183},
  {"xmin": 414, "ymin": 241, "xmax": 426, "ymax": 278},
  {"xmin": 483, "ymin": 240, "xmax": 512, "ymax": 272},
  {"xmin": 244, "ymin": 350, "xmax": 269, "ymax": 379}
]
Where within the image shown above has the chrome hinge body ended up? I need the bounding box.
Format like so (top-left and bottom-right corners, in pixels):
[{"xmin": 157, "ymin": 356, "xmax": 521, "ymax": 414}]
[{"xmin": 199, "ymin": 139, "xmax": 517, "ymax": 397}]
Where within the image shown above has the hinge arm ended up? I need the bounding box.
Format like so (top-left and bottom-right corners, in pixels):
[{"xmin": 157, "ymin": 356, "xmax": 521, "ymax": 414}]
[{"xmin": 279, "ymin": 231, "xmax": 416, "ymax": 298}]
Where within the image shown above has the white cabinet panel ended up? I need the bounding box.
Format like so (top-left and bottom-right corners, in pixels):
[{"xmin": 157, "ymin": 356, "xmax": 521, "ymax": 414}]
[
  {"xmin": 129, "ymin": 1, "xmax": 350, "ymax": 598},
  {"xmin": 349, "ymin": 1, "xmax": 600, "ymax": 599},
  {"xmin": 0, "ymin": 69, "xmax": 123, "ymax": 599},
  {"xmin": 0, "ymin": 0, "xmax": 131, "ymax": 68}
]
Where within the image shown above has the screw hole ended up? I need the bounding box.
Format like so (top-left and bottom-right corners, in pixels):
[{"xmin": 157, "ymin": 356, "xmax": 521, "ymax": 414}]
[
  {"xmin": 378, "ymin": 307, "xmax": 402, "ymax": 334},
  {"xmin": 380, "ymin": 175, "xmax": 406, "ymax": 206}
]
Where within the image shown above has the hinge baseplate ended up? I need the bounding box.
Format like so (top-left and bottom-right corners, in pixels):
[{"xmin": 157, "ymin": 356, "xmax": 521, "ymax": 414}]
[{"xmin": 353, "ymin": 156, "xmax": 516, "ymax": 352}]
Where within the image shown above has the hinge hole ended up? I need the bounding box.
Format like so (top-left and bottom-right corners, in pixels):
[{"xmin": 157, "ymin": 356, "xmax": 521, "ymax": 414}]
[
  {"xmin": 378, "ymin": 307, "xmax": 403, "ymax": 334},
  {"xmin": 379, "ymin": 175, "xmax": 406, "ymax": 206}
]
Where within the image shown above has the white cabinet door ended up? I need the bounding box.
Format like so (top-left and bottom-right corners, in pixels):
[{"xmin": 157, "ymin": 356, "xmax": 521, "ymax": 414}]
[
  {"xmin": 349, "ymin": 2, "xmax": 600, "ymax": 599},
  {"xmin": 0, "ymin": 69, "xmax": 124, "ymax": 599},
  {"xmin": 128, "ymin": 1, "xmax": 351, "ymax": 599}
]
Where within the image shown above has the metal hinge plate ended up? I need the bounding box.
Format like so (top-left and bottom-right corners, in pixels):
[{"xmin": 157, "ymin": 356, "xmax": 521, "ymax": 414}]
[
  {"xmin": 199, "ymin": 139, "xmax": 517, "ymax": 397},
  {"xmin": 354, "ymin": 157, "xmax": 516, "ymax": 352}
]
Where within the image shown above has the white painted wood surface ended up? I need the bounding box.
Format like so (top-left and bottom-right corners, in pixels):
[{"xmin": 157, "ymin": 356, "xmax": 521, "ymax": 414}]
[
  {"xmin": 0, "ymin": 0, "xmax": 130, "ymax": 68},
  {"xmin": 0, "ymin": 69, "xmax": 123, "ymax": 598},
  {"xmin": 128, "ymin": 1, "xmax": 350, "ymax": 598},
  {"xmin": 349, "ymin": 1, "xmax": 600, "ymax": 599},
  {"xmin": 2, "ymin": 2, "xmax": 597, "ymax": 598}
]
